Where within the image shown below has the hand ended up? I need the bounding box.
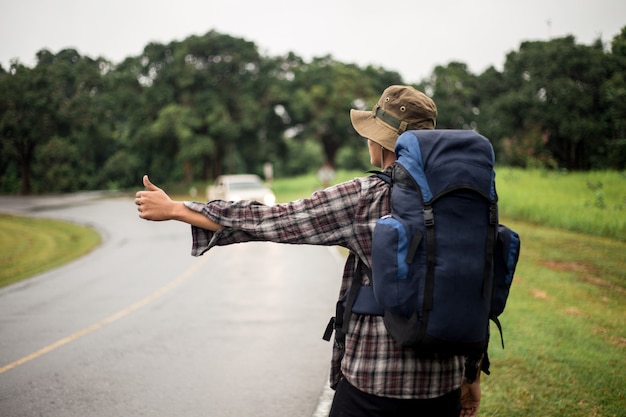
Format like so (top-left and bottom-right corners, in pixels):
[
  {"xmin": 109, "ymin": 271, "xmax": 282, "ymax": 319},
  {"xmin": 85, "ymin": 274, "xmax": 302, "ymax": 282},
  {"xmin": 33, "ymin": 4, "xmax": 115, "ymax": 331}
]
[
  {"xmin": 135, "ymin": 175, "xmax": 176, "ymax": 221},
  {"xmin": 136, "ymin": 175, "xmax": 223, "ymax": 231},
  {"xmin": 460, "ymin": 380, "xmax": 480, "ymax": 417}
]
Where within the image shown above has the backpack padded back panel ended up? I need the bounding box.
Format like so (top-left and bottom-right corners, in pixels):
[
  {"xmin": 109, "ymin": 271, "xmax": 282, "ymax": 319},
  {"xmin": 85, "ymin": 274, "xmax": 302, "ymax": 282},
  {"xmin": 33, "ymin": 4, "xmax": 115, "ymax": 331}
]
[{"xmin": 372, "ymin": 129, "xmax": 497, "ymax": 354}]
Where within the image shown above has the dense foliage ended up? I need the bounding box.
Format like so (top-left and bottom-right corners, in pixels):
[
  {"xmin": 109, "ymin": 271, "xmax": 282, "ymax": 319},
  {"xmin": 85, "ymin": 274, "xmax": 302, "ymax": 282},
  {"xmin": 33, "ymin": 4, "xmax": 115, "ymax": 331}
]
[{"xmin": 1, "ymin": 28, "xmax": 625, "ymax": 194}]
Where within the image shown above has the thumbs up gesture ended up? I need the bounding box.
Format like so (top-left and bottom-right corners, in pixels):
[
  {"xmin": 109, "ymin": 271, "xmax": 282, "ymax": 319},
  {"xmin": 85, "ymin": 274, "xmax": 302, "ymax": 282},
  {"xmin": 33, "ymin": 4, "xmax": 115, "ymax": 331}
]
[{"xmin": 135, "ymin": 175, "xmax": 175, "ymax": 221}]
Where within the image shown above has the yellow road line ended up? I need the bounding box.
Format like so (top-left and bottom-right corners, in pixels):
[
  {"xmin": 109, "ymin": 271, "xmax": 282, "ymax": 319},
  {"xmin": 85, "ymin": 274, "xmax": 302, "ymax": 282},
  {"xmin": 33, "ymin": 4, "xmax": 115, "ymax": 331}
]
[{"xmin": 0, "ymin": 256, "xmax": 209, "ymax": 375}]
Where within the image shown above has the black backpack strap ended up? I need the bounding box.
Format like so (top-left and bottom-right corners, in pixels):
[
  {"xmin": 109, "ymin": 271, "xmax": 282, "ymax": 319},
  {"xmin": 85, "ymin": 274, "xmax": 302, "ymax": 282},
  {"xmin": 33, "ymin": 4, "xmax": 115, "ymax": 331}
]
[
  {"xmin": 322, "ymin": 317, "xmax": 336, "ymax": 341},
  {"xmin": 339, "ymin": 263, "xmax": 366, "ymax": 343},
  {"xmin": 322, "ymin": 257, "xmax": 384, "ymax": 345},
  {"xmin": 482, "ymin": 202, "xmax": 498, "ymax": 297},
  {"xmin": 491, "ymin": 316, "xmax": 505, "ymax": 349},
  {"xmin": 367, "ymin": 169, "xmax": 392, "ymax": 185},
  {"xmin": 322, "ymin": 255, "xmax": 366, "ymax": 347},
  {"xmin": 484, "ymin": 201, "xmax": 505, "ymax": 349},
  {"xmin": 417, "ymin": 203, "xmax": 436, "ymax": 342}
]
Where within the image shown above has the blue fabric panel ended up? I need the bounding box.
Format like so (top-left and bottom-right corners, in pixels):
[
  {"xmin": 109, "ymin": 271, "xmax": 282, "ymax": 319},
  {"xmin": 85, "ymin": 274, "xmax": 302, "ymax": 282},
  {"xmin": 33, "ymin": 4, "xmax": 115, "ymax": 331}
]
[
  {"xmin": 376, "ymin": 216, "xmax": 409, "ymax": 280},
  {"xmin": 395, "ymin": 130, "xmax": 496, "ymax": 203},
  {"xmin": 395, "ymin": 131, "xmax": 433, "ymax": 202},
  {"xmin": 350, "ymin": 286, "xmax": 385, "ymax": 316}
]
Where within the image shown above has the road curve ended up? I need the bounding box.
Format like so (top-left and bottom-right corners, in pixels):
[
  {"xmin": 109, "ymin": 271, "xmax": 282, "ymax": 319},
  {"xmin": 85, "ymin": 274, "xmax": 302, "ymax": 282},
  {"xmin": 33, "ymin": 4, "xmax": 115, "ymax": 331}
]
[{"xmin": 0, "ymin": 194, "xmax": 341, "ymax": 417}]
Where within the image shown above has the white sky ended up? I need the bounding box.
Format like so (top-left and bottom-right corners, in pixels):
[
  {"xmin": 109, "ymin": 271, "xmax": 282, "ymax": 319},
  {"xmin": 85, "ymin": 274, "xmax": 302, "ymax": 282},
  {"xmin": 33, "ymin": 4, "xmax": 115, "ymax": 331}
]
[{"xmin": 1, "ymin": 0, "xmax": 624, "ymax": 83}]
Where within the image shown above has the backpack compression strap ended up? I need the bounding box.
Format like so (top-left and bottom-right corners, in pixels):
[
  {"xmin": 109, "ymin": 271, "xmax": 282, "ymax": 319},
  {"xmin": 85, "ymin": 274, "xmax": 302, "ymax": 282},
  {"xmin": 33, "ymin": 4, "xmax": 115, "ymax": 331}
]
[
  {"xmin": 416, "ymin": 202, "xmax": 436, "ymax": 342},
  {"xmin": 483, "ymin": 202, "xmax": 498, "ymax": 298}
]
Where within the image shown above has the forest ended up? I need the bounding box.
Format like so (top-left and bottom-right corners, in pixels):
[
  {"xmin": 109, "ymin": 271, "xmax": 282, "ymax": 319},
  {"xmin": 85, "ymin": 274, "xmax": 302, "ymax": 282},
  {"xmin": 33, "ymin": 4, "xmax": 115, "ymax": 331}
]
[{"xmin": 1, "ymin": 27, "xmax": 625, "ymax": 194}]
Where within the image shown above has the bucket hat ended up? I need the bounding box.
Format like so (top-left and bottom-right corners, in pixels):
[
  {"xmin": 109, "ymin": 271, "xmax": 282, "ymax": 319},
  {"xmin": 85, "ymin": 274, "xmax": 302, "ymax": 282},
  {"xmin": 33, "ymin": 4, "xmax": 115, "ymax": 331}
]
[{"xmin": 350, "ymin": 85, "xmax": 437, "ymax": 151}]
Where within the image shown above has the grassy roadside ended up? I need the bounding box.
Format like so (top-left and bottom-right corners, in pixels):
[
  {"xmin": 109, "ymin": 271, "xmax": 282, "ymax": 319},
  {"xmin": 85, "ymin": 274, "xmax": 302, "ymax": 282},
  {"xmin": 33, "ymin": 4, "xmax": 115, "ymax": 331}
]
[
  {"xmin": 483, "ymin": 219, "xmax": 625, "ymax": 416},
  {"xmin": 496, "ymin": 168, "xmax": 626, "ymax": 242},
  {"xmin": 0, "ymin": 214, "xmax": 101, "ymax": 288}
]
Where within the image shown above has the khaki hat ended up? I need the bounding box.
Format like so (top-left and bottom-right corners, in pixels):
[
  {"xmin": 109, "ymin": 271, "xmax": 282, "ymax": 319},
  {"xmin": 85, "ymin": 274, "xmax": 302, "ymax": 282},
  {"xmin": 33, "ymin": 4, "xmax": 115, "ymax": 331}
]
[{"xmin": 350, "ymin": 85, "xmax": 438, "ymax": 151}]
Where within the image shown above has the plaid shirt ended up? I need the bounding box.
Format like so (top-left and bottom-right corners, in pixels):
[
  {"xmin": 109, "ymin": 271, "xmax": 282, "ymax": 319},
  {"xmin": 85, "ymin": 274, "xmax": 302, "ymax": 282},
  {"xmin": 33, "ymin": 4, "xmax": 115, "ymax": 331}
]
[{"xmin": 184, "ymin": 171, "xmax": 466, "ymax": 399}]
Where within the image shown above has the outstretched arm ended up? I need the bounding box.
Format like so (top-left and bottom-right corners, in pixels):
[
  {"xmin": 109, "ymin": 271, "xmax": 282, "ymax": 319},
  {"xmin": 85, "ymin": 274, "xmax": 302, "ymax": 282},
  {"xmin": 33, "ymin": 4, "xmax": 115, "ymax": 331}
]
[{"xmin": 135, "ymin": 175, "xmax": 222, "ymax": 232}]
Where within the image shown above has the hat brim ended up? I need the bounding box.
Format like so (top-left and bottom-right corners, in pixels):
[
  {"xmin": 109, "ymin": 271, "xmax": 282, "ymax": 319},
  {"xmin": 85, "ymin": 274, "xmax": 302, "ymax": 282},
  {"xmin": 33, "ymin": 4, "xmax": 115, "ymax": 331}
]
[{"xmin": 350, "ymin": 109, "xmax": 398, "ymax": 151}]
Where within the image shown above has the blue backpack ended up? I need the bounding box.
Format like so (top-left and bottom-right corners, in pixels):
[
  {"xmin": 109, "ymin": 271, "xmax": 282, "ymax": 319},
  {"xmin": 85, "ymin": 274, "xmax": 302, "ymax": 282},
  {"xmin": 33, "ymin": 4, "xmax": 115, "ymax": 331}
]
[{"xmin": 325, "ymin": 130, "xmax": 520, "ymax": 358}]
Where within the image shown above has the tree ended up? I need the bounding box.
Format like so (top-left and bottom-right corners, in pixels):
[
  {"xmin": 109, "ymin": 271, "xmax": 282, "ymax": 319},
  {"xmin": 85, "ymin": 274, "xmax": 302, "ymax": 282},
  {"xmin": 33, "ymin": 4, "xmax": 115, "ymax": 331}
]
[
  {"xmin": 124, "ymin": 31, "xmax": 283, "ymax": 181},
  {"xmin": 493, "ymin": 36, "xmax": 611, "ymax": 169},
  {"xmin": 285, "ymin": 55, "xmax": 401, "ymax": 169},
  {"xmin": 44, "ymin": 49, "xmax": 113, "ymax": 191},
  {"xmin": 600, "ymin": 27, "xmax": 626, "ymax": 168},
  {"xmin": 0, "ymin": 49, "xmax": 111, "ymax": 193},
  {"xmin": 0, "ymin": 60, "xmax": 59, "ymax": 194},
  {"xmin": 5, "ymin": 27, "xmax": 625, "ymax": 195},
  {"xmin": 423, "ymin": 62, "xmax": 480, "ymax": 130},
  {"xmin": 95, "ymin": 56, "xmax": 145, "ymax": 188}
]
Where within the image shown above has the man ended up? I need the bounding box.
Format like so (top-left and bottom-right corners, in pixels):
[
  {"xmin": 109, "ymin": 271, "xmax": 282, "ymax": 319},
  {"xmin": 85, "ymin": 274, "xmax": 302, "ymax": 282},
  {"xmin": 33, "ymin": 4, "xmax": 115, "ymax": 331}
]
[{"xmin": 135, "ymin": 85, "xmax": 481, "ymax": 417}]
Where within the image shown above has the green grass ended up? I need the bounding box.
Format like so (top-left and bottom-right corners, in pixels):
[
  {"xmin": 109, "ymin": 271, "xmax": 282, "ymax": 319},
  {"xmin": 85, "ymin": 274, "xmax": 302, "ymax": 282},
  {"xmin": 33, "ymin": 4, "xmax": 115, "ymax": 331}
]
[
  {"xmin": 483, "ymin": 219, "xmax": 625, "ymax": 417},
  {"xmin": 0, "ymin": 214, "xmax": 101, "ymax": 287},
  {"xmin": 496, "ymin": 168, "xmax": 626, "ymax": 242},
  {"xmin": 271, "ymin": 170, "xmax": 364, "ymax": 202}
]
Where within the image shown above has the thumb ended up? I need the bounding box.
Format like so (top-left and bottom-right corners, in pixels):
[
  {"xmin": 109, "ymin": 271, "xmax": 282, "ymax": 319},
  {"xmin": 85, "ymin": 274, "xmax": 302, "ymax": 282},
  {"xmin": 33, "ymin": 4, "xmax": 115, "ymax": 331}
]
[{"xmin": 143, "ymin": 174, "xmax": 160, "ymax": 191}]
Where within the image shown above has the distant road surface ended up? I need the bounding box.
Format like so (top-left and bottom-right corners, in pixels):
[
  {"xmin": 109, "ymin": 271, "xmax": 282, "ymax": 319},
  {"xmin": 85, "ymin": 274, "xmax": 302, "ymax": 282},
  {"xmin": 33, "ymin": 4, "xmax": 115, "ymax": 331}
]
[{"xmin": 0, "ymin": 194, "xmax": 340, "ymax": 417}]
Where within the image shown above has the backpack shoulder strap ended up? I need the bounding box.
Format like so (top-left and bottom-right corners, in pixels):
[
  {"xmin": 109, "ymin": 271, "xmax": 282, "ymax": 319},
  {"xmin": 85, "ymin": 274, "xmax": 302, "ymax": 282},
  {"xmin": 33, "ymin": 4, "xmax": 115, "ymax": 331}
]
[
  {"xmin": 340, "ymin": 261, "xmax": 367, "ymax": 340},
  {"xmin": 321, "ymin": 258, "xmax": 385, "ymax": 345},
  {"xmin": 367, "ymin": 169, "xmax": 392, "ymax": 185}
]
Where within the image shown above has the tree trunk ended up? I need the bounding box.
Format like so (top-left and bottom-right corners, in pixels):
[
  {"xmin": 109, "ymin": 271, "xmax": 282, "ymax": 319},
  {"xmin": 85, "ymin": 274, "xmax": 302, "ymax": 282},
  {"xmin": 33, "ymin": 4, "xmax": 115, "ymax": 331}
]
[{"xmin": 20, "ymin": 158, "xmax": 31, "ymax": 195}]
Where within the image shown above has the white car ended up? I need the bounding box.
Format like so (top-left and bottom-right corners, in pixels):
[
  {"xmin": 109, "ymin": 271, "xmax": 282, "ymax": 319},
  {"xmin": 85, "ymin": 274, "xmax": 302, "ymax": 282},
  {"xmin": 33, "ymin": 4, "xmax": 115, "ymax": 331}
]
[{"xmin": 206, "ymin": 174, "xmax": 276, "ymax": 206}]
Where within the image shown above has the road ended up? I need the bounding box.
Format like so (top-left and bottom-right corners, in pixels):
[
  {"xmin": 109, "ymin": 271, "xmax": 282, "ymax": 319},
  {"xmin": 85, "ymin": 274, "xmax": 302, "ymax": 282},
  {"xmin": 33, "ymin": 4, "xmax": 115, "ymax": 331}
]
[{"xmin": 0, "ymin": 194, "xmax": 341, "ymax": 417}]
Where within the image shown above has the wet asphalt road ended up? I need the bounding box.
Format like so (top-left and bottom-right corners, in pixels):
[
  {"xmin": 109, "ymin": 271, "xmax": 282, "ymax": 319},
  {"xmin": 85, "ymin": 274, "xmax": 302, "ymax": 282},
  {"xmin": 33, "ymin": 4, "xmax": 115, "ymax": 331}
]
[{"xmin": 0, "ymin": 194, "xmax": 340, "ymax": 417}]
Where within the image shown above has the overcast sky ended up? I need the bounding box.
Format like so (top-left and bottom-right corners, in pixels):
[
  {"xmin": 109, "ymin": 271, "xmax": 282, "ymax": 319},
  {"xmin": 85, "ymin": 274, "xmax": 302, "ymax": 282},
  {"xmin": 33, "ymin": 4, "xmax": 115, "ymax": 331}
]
[{"xmin": 1, "ymin": 0, "xmax": 624, "ymax": 83}]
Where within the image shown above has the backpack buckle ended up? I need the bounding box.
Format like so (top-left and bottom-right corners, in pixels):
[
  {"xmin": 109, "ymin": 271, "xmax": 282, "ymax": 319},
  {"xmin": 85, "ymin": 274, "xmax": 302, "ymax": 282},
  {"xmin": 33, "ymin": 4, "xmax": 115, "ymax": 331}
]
[
  {"xmin": 423, "ymin": 207, "xmax": 434, "ymax": 227},
  {"xmin": 489, "ymin": 204, "xmax": 498, "ymax": 224}
]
